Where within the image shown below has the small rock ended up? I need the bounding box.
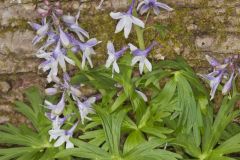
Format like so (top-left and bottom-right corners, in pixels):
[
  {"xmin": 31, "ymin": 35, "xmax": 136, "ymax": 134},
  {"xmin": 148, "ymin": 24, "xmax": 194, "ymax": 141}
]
[
  {"xmin": 0, "ymin": 116, "xmax": 10, "ymax": 124},
  {"xmin": 187, "ymin": 24, "xmax": 198, "ymax": 31},
  {"xmin": 195, "ymin": 36, "xmax": 214, "ymax": 49},
  {"xmin": 0, "ymin": 81, "xmax": 10, "ymax": 93}
]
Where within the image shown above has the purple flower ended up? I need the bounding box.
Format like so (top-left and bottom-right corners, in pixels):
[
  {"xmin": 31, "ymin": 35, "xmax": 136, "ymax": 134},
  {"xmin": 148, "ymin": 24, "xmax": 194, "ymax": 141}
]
[
  {"xmin": 76, "ymin": 97, "xmax": 96, "ymax": 124},
  {"xmin": 222, "ymin": 72, "xmax": 234, "ymax": 95},
  {"xmin": 62, "ymin": 10, "xmax": 89, "ymax": 42},
  {"xmin": 44, "ymin": 93, "xmax": 65, "ymax": 116},
  {"xmin": 105, "ymin": 41, "xmax": 129, "ymax": 76},
  {"xmin": 137, "ymin": 0, "xmax": 173, "ymax": 15},
  {"xmin": 28, "ymin": 18, "xmax": 49, "ymax": 45},
  {"xmin": 45, "ymin": 73, "xmax": 82, "ymax": 101},
  {"xmin": 38, "ymin": 32, "xmax": 59, "ymax": 53},
  {"xmin": 46, "ymin": 114, "xmax": 70, "ymax": 141},
  {"xmin": 38, "ymin": 41, "xmax": 75, "ymax": 82},
  {"xmin": 199, "ymin": 55, "xmax": 239, "ymax": 100},
  {"xmin": 69, "ymin": 36, "xmax": 101, "ymax": 69},
  {"xmin": 129, "ymin": 42, "xmax": 157, "ymax": 74},
  {"xmin": 59, "ymin": 27, "xmax": 71, "ymax": 48},
  {"xmin": 49, "ymin": 121, "xmax": 78, "ymax": 149},
  {"xmin": 110, "ymin": 0, "xmax": 145, "ymax": 38}
]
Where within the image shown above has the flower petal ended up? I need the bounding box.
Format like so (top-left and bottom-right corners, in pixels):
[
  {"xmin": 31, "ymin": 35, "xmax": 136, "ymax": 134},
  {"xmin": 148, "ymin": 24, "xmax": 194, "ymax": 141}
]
[
  {"xmin": 131, "ymin": 56, "xmax": 142, "ymax": 66},
  {"xmin": 110, "ymin": 12, "xmax": 124, "ymax": 19},
  {"xmin": 115, "ymin": 18, "xmax": 126, "ymax": 33},
  {"xmin": 45, "ymin": 88, "xmax": 58, "ymax": 95},
  {"xmin": 113, "ymin": 60, "xmax": 120, "ymax": 73},
  {"xmin": 124, "ymin": 18, "xmax": 133, "ymax": 38},
  {"xmin": 137, "ymin": 1, "xmax": 145, "ymax": 11},
  {"xmin": 107, "ymin": 41, "xmax": 115, "ymax": 54},
  {"xmin": 66, "ymin": 139, "xmax": 74, "ymax": 148},
  {"xmin": 140, "ymin": 5, "xmax": 150, "ymax": 15},
  {"xmin": 62, "ymin": 15, "xmax": 75, "ymax": 25},
  {"xmin": 54, "ymin": 135, "xmax": 66, "ymax": 147},
  {"xmin": 105, "ymin": 55, "xmax": 115, "ymax": 68},
  {"xmin": 144, "ymin": 58, "xmax": 152, "ymax": 72},
  {"xmin": 139, "ymin": 59, "xmax": 145, "ymax": 74},
  {"xmin": 156, "ymin": 2, "xmax": 174, "ymax": 11},
  {"xmin": 131, "ymin": 16, "xmax": 145, "ymax": 28},
  {"xmin": 222, "ymin": 73, "xmax": 234, "ymax": 95},
  {"xmin": 59, "ymin": 27, "xmax": 70, "ymax": 47},
  {"xmin": 153, "ymin": 6, "xmax": 160, "ymax": 15}
]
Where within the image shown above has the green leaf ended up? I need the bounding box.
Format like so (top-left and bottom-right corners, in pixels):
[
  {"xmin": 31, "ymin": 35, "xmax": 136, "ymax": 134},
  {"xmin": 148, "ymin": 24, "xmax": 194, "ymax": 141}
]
[
  {"xmin": 140, "ymin": 126, "xmax": 172, "ymax": 139},
  {"xmin": 97, "ymin": 108, "xmax": 126, "ymax": 156},
  {"xmin": 123, "ymin": 130, "xmax": 146, "ymax": 154},
  {"xmin": 55, "ymin": 139, "xmax": 111, "ymax": 159},
  {"xmin": 124, "ymin": 138, "xmax": 166, "ymax": 160},
  {"xmin": 67, "ymin": 50, "xmax": 82, "ymax": 69},
  {"xmin": 111, "ymin": 92, "xmax": 128, "ymax": 112},
  {"xmin": 15, "ymin": 101, "xmax": 38, "ymax": 129},
  {"xmin": 151, "ymin": 79, "xmax": 177, "ymax": 113},
  {"xmin": 213, "ymin": 132, "xmax": 240, "ymax": 155},
  {"xmin": 154, "ymin": 24, "xmax": 167, "ymax": 38},
  {"xmin": 203, "ymin": 96, "xmax": 240, "ymax": 153}
]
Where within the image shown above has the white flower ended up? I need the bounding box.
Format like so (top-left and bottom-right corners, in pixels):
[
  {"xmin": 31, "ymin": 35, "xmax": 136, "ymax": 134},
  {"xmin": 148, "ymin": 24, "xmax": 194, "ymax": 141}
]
[
  {"xmin": 129, "ymin": 42, "xmax": 157, "ymax": 74},
  {"xmin": 78, "ymin": 38, "xmax": 101, "ymax": 69},
  {"xmin": 38, "ymin": 41, "xmax": 75, "ymax": 82},
  {"xmin": 77, "ymin": 97, "xmax": 96, "ymax": 124},
  {"xmin": 47, "ymin": 116, "xmax": 66, "ymax": 142},
  {"xmin": 44, "ymin": 93, "xmax": 65, "ymax": 116},
  {"xmin": 49, "ymin": 122, "xmax": 78, "ymax": 149},
  {"xmin": 105, "ymin": 41, "xmax": 128, "ymax": 76},
  {"xmin": 137, "ymin": 0, "xmax": 173, "ymax": 15},
  {"xmin": 110, "ymin": 0, "xmax": 144, "ymax": 38},
  {"xmin": 62, "ymin": 10, "xmax": 89, "ymax": 42}
]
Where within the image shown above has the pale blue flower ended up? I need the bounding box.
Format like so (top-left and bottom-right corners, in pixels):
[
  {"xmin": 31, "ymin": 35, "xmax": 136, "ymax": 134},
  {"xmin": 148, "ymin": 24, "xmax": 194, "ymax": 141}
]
[
  {"xmin": 49, "ymin": 121, "xmax": 78, "ymax": 149},
  {"xmin": 105, "ymin": 41, "xmax": 128, "ymax": 76},
  {"xmin": 137, "ymin": 0, "xmax": 173, "ymax": 15},
  {"xmin": 110, "ymin": 0, "xmax": 145, "ymax": 38},
  {"xmin": 129, "ymin": 42, "xmax": 157, "ymax": 74},
  {"xmin": 76, "ymin": 97, "xmax": 96, "ymax": 124},
  {"xmin": 59, "ymin": 27, "xmax": 71, "ymax": 48},
  {"xmin": 46, "ymin": 115, "xmax": 69, "ymax": 141},
  {"xmin": 38, "ymin": 40, "xmax": 75, "ymax": 82},
  {"xmin": 62, "ymin": 10, "xmax": 89, "ymax": 41},
  {"xmin": 69, "ymin": 36, "xmax": 101, "ymax": 68},
  {"xmin": 199, "ymin": 55, "xmax": 239, "ymax": 100},
  {"xmin": 45, "ymin": 73, "xmax": 81, "ymax": 101},
  {"xmin": 44, "ymin": 93, "xmax": 65, "ymax": 115},
  {"xmin": 37, "ymin": 32, "xmax": 59, "ymax": 53},
  {"xmin": 28, "ymin": 18, "xmax": 49, "ymax": 45}
]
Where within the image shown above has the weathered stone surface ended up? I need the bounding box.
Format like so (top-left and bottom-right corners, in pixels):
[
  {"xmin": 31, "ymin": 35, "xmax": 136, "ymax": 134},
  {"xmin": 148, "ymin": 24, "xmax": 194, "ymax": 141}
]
[{"xmin": 0, "ymin": 0, "xmax": 240, "ymax": 124}]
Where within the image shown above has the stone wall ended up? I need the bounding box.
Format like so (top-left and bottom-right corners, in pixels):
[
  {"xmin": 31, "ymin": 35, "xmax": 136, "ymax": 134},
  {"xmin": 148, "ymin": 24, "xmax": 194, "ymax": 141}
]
[{"xmin": 0, "ymin": 0, "xmax": 240, "ymax": 124}]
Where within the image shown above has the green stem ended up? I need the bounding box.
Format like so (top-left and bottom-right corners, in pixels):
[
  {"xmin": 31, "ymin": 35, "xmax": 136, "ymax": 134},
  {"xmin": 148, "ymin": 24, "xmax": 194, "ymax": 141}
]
[
  {"xmin": 135, "ymin": 26, "xmax": 145, "ymax": 50},
  {"xmin": 133, "ymin": 10, "xmax": 145, "ymax": 50},
  {"xmin": 145, "ymin": 10, "xmax": 151, "ymax": 24}
]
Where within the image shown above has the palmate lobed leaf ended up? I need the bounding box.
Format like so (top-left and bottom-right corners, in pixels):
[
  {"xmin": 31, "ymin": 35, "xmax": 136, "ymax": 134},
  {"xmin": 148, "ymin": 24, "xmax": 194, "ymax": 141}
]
[
  {"xmin": 123, "ymin": 138, "xmax": 181, "ymax": 160},
  {"xmin": 0, "ymin": 87, "xmax": 56, "ymax": 160},
  {"xmin": 97, "ymin": 108, "xmax": 126, "ymax": 156},
  {"xmin": 173, "ymin": 94, "xmax": 240, "ymax": 159},
  {"xmin": 55, "ymin": 139, "xmax": 112, "ymax": 160}
]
